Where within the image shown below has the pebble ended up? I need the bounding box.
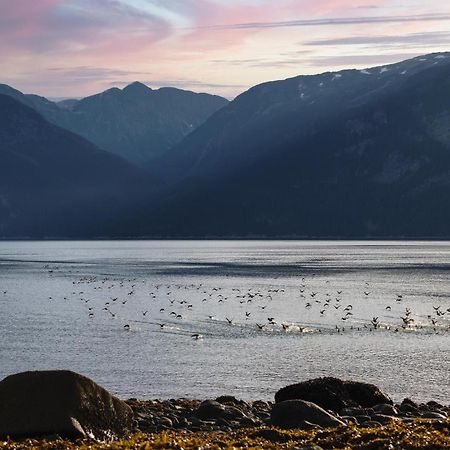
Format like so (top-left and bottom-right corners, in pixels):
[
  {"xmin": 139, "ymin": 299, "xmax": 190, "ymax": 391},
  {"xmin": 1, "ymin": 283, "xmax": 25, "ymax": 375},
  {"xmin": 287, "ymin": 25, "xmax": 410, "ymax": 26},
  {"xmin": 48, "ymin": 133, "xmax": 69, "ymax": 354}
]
[
  {"xmin": 128, "ymin": 397, "xmax": 271, "ymax": 433},
  {"xmin": 294, "ymin": 446, "xmax": 325, "ymax": 450},
  {"xmin": 360, "ymin": 420, "xmax": 382, "ymax": 428},
  {"xmin": 371, "ymin": 414, "xmax": 398, "ymax": 424},
  {"xmin": 341, "ymin": 407, "xmax": 366, "ymax": 416},
  {"xmin": 156, "ymin": 417, "xmax": 173, "ymax": 427},
  {"xmin": 126, "ymin": 396, "xmax": 450, "ymax": 434},
  {"xmin": 421, "ymin": 411, "xmax": 447, "ymax": 419},
  {"xmin": 354, "ymin": 415, "xmax": 372, "ymax": 424},
  {"xmin": 372, "ymin": 403, "xmax": 398, "ymax": 416}
]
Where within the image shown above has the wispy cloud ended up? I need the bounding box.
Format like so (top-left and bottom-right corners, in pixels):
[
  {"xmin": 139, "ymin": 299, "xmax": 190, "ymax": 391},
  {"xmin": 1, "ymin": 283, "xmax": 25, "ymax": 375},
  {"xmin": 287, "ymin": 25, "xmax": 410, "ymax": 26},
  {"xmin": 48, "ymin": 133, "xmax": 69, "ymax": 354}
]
[
  {"xmin": 1, "ymin": 1, "xmax": 450, "ymax": 98},
  {"xmin": 302, "ymin": 53, "xmax": 425, "ymax": 67},
  {"xmin": 304, "ymin": 31, "xmax": 450, "ymax": 47},
  {"xmin": 197, "ymin": 13, "xmax": 450, "ymax": 31},
  {"xmin": 47, "ymin": 66, "xmax": 152, "ymax": 81},
  {"xmin": 0, "ymin": 0, "xmax": 172, "ymax": 55},
  {"xmin": 210, "ymin": 52, "xmax": 427, "ymax": 69}
]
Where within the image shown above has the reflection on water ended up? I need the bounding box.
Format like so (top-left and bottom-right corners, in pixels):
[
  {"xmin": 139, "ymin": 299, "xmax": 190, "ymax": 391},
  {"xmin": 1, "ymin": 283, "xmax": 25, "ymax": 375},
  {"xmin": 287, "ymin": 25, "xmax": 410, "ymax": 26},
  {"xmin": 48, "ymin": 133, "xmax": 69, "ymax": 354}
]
[{"xmin": 0, "ymin": 240, "xmax": 449, "ymax": 402}]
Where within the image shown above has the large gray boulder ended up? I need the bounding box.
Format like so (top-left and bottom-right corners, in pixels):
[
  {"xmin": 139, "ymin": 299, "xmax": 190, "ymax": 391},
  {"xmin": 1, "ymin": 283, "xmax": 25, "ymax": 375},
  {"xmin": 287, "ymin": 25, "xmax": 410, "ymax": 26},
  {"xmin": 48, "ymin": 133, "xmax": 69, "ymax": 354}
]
[
  {"xmin": 275, "ymin": 377, "xmax": 392, "ymax": 413},
  {"xmin": 271, "ymin": 399, "xmax": 345, "ymax": 428},
  {"xmin": 0, "ymin": 370, "xmax": 133, "ymax": 440}
]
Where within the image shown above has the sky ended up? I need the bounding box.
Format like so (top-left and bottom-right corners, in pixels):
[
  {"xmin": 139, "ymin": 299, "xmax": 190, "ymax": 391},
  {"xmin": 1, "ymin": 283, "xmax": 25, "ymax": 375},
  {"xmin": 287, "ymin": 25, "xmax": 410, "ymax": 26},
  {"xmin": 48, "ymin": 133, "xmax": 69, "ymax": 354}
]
[{"xmin": 1, "ymin": 0, "xmax": 450, "ymax": 99}]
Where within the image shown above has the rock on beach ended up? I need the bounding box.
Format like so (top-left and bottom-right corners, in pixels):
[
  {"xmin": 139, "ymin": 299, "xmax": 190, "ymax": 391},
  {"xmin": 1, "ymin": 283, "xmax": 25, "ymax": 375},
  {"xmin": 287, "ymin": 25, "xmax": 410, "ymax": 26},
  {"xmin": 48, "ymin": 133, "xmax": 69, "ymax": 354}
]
[
  {"xmin": 0, "ymin": 370, "xmax": 133, "ymax": 440},
  {"xmin": 275, "ymin": 377, "xmax": 393, "ymax": 413},
  {"xmin": 0, "ymin": 370, "xmax": 448, "ymax": 442},
  {"xmin": 271, "ymin": 399, "xmax": 346, "ymax": 429}
]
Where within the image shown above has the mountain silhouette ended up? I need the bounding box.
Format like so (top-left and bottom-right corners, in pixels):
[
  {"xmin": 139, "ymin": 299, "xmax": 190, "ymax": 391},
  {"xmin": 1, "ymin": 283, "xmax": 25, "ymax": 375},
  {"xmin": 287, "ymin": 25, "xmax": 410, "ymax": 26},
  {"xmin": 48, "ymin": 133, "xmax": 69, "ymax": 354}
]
[
  {"xmin": 2, "ymin": 53, "xmax": 450, "ymax": 238},
  {"xmin": 0, "ymin": 82, "xmax": 228, "ymax": 167},
  {"xmin": 146, "ymin": 53, "xmax": 450, "ymax": 237},
  {"xmin": 0, "ymin": 94, "xmax": 154, "ymax": 238}
]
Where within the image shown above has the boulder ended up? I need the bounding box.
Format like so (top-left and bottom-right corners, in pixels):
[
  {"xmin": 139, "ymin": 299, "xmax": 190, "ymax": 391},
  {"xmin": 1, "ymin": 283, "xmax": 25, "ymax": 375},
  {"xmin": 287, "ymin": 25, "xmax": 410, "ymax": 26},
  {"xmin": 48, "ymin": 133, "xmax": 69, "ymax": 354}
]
[
  {"xmin": 372, "ymin": 403, "xmax": 398, "ymax": 416},
  {"xmin": 196, "ymin": 399, "xmax": 249, "ymax": 422},
  {"xmin": 0, "ymin": 370, "xmax": 133, "ymax": 440},
  {"xmin": 271, "ymin": 399, "xmax": 345, "ymax": 428},
  {"xmin": 371, "ymin": 414, "xmax": 398, "ymax": 424},
  {"xmin": 196, "ymin": 400, "xmax": 226, "ymax": 420},
  {"xmin": 399, "ymin": 402, "xmax": 418, "ymax": 414},
  {"xmin": 224, "ymin": 405, "xmax": 247, "ymax": 420},
  {"xmin": 216, "ymin": 395, "xmax": 242, "ymax": 405},
  {"xmin": 401, "ymin": 398, "xmax": 418, "ymax": 409},
  {"xmin": 341, "ymin": 406, "xmax": 367, "ymax": 416},
  {"xmin": 275, "ymin": 377, "xmax": 392, "ymax": 413},
  {"xmin": 427, "ymin": 401, "xmax": 443, "ymax": 409}
]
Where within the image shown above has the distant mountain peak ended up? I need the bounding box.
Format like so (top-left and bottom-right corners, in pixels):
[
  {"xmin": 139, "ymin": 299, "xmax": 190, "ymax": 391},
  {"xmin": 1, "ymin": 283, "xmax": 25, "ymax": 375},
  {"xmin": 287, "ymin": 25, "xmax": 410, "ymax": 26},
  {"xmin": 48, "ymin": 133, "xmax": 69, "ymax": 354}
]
[{"xmin": 123, "ymin": 81, "xmax": 152, "ymax": 94}]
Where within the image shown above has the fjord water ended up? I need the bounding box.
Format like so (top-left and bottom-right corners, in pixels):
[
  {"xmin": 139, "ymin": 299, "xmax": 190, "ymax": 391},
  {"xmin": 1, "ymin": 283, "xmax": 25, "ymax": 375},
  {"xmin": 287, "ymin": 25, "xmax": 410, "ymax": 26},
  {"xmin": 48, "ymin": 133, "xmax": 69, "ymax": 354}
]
[{"xmin": 0, "ymin": 241, "xmax": 449, "ymax": 403}]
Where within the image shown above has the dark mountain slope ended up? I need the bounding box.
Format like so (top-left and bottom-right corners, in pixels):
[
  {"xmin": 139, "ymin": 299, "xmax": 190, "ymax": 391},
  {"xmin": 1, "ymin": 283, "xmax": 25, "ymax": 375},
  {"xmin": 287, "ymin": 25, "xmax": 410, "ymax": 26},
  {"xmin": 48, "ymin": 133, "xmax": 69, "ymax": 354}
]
[
  {"xmin": 0, "ymin": 82, "xmax": 228, "ymax": 167},
  {"xmin": 63, "ymin": 82, "xmax": 229, "ymax": 166},
  {"xmin": 158, "ymin": 53, "xmax": 450, "ymax": 182},
  {"xmin": 0, "ymin": 83, "xmax": 66, "ymax": 126},
  {"xmin": 144, "ymin": 53, "xmax": 450, "ymax": 237},
  {"xmin": 0, "ymin": 94, "xmax": 153, "ymax": 238}
]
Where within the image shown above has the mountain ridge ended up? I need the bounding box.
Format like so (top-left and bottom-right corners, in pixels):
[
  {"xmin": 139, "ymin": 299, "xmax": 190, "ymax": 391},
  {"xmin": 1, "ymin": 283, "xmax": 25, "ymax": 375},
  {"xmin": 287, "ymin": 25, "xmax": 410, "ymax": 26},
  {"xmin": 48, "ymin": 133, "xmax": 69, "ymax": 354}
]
[
  {"xmin": 1, "ymin": 52, "xmax": 450, "ymax": 238},
  {"xmin": 0, "ymin": 82, "xmax": 229, "ymax": 167},
  {"xmin": 143, "ymin": 52, "xmax": 450, "ymax": 238},
  {"xmin": 157, "ymin": 52, "xmax": 450, "ymax": 183}
]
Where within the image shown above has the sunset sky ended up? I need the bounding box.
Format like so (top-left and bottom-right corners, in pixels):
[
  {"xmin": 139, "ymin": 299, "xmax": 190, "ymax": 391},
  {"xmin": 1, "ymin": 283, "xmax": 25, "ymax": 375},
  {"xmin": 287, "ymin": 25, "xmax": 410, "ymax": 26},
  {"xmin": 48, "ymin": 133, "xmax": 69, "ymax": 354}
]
[{"xmin": 1, "ymin": 0, "xmax": 450, "ymax": 99}]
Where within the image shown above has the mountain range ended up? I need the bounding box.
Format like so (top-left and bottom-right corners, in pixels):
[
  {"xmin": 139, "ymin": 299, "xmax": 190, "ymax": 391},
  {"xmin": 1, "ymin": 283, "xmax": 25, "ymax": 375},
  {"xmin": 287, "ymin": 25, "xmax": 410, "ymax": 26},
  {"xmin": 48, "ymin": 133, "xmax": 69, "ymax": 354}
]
[
  {"xmin": 146, "ymin": 52, "xmax": 450, "ymax": 237},
  {"xmin": 1, "ymin": 52, "xmax": 450, "ymax": 238},
  {"xmin": 0, "ymin": 82, "xmax": 228, "ymax": 166}
]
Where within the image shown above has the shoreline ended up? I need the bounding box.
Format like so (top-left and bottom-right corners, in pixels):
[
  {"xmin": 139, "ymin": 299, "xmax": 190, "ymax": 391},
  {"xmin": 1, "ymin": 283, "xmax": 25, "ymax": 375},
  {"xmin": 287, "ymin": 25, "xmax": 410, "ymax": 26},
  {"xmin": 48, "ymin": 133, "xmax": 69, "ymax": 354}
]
[
  {"xmin": 0, "ymin": 371, "xmax": 449, "ymax": 449},
  {"xmin": 126, "ymin": 395, "xmax": 450, "ymax": 434},
  {"xmin": 2, "ymin": 397, "xmax": 450, "ymax": 449},
  {"xmin": 2, "ymin": 237, "xmax": 450, "ymax": 242}
]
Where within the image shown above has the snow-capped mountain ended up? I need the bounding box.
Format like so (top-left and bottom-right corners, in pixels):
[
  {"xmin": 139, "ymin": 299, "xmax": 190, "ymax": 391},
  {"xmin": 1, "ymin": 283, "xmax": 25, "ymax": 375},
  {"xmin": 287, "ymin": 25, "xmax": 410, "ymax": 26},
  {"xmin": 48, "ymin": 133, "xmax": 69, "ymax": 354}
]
[{"xmin": 147, "ymin": 53, "xmax": 450, "ymax": 237}]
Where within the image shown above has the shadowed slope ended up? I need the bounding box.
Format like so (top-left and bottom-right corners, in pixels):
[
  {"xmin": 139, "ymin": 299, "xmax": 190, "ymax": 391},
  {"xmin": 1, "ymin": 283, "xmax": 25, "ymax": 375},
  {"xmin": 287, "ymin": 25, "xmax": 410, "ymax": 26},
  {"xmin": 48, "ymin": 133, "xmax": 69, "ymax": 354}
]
[{"xmin": 0, "ymin": 94, "xmax": 154, "ymax": 237}]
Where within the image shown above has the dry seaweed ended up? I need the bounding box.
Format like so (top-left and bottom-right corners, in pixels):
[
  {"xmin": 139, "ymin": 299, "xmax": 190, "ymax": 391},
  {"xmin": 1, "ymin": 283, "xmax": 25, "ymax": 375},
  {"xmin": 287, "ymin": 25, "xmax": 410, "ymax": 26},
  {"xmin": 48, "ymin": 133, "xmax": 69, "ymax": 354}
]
[{"xmin": 1, "ymin": 419, "xmax": 449, "ymax": 450}]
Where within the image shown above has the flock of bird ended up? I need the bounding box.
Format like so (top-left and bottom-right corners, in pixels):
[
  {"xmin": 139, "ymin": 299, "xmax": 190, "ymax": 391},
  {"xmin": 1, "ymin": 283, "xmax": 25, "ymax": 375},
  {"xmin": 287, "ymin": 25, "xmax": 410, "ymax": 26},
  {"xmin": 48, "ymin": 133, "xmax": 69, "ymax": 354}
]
[{"xmin": 7, "ymin": 265, "xmax": 447, "ymax": 340}]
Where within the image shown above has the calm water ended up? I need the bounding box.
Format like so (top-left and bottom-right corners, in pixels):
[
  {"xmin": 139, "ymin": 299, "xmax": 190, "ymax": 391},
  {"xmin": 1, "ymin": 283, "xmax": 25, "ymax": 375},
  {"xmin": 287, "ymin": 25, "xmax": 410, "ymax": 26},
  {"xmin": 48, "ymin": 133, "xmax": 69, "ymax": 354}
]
[{"xmin": 0, "ymin": 241, "xmax": 449, "ymax": 403}]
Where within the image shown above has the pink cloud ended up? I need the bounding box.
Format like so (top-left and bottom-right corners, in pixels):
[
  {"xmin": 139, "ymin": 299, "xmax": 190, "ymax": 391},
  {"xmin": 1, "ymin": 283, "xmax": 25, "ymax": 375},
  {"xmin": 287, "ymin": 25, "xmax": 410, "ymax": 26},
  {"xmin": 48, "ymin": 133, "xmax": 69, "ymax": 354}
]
[
  {"xmin": 1, "ymin": 0, "xmax": 448, "ymax": 98},
  {"xmin": 0, "ymin": 0, "xmax": 172, "ymax": 56},
  {"xmin": 0, "ymin": 0, "xmax": 60, "ymax": 42}
]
